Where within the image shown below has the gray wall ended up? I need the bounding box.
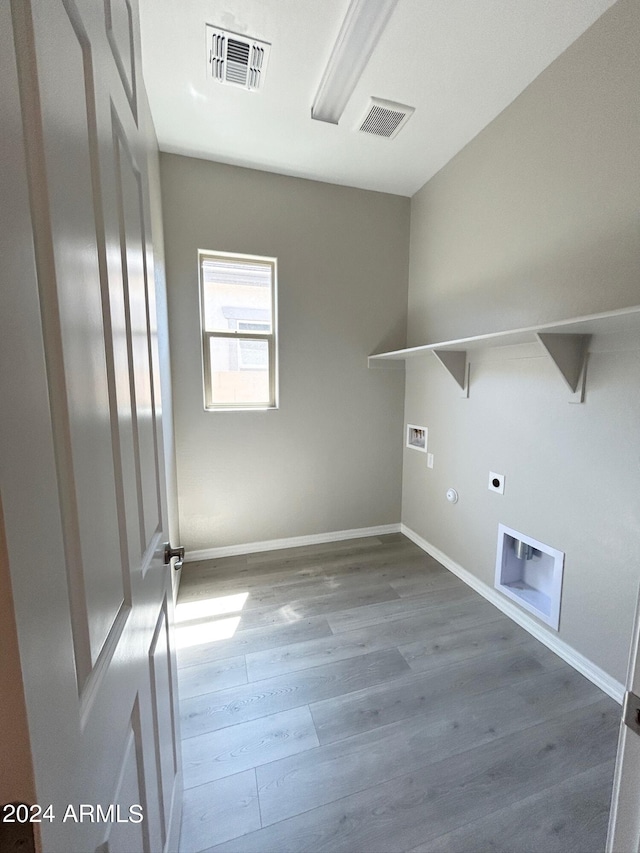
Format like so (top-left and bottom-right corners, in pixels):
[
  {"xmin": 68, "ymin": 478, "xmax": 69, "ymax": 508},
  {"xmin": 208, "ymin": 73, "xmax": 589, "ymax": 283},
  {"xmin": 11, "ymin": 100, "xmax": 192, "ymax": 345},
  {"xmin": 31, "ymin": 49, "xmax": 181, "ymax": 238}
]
[
  {"xmin": 407, "ymin": 0, "xmax": 639, "ymax": 346},
  {"xmin": 403, "ymin": 0, "xmax": 640, "ymax": 682},
  {"xmin": 160, "ymin": 155, "xmax": 409, "ymax": 551}
]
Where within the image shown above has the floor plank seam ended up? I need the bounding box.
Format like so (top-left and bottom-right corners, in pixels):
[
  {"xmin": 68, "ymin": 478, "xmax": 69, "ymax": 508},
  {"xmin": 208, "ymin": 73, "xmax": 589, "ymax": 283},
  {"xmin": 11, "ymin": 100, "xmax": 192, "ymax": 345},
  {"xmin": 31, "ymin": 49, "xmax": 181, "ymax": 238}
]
[{"xmin": 253, "ymin": 768, "xmax": 264, "ymax": 830}]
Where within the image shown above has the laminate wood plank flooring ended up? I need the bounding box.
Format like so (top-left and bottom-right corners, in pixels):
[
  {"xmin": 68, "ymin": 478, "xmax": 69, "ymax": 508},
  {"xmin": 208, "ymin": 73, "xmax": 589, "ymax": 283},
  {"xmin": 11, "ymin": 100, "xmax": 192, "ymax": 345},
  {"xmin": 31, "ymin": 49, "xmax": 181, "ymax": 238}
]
[
  {"xmin": 181, "ymin": 558, "xmax": 459, "ymax": 609},
  {"xmin": 409, "ymin": 761, "xmax": 615, "ymax": 853},
  {"xmin": 177, "ymin": 616, "xmax": 334, "ymax": 670},
  {"xmin": 177, "ymin": 534, "xmax": 618, "ymax": 853},
  {"xmin": 210, "ymin": 699, "xmax": 617, "ymax": 853},
  {"xmin": 179, "ymin": 655, "xmax": 248, "ymax": 701},
  {"xmin": 308, "ymin": 645, "xmax": 562, "ymax": 746},
  {"xmin": 182, "ymin": 705, "xmax": 320, "ymax": 788},
  {"xmin": 254, "ymin": 665, "xmax": 611, "ymax": 827},
  {"xmin": 227, "ymin": 581, "xmax": 404, "ymax": 633},
  {"xmin": 180, "ymin": 771, "xmax": 261, "ymax": 851},
  {"xmin": 181, "ymin": 648, "xmax": 411, "ymax": 739},
  {"xmin": 243, "ymin": 597, "xmax": 499, "ymax": 683}
]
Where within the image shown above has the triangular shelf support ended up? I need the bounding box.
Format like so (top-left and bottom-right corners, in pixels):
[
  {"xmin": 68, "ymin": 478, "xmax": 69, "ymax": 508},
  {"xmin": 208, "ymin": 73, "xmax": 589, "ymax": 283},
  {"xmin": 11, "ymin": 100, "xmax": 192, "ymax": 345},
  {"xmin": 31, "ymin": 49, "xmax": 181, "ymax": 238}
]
[
  {"xmin": 433, "ymin": 349, "xmax": 469, "ymax": 397},
  {"xmin": 536, "ymin": 333, "xmax": 591, "ymax": 401}
]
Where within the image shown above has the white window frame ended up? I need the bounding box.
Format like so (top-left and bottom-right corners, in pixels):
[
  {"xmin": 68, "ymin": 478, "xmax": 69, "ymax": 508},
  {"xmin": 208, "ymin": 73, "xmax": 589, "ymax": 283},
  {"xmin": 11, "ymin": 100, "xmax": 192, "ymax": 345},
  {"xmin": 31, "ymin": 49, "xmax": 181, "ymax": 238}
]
[{"xmin": 199, "ymin": 250, "xmax": 278, "ymax": 410}]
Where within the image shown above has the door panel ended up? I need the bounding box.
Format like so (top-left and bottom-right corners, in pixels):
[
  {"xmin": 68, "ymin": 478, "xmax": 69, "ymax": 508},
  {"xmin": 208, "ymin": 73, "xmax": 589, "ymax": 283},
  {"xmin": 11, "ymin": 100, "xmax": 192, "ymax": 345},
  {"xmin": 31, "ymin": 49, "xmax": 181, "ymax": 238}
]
[
  {"xmin": 105, "ymin": 0, "xmax": 137, "ymax": 121},
  {"xmin": 113, "ymin": 121, "xmax": 163, "ymax": 552},
  {"xmin": 2, "ymin": 0, "xmax": 182, "ymax": 849},
  {"xmin": 99, "ymin": 710, "xmax": 150, "ymax": 853},
  {"xmin": 34, "ymin": 0, "xmax": 126, "ymax": 681},
  {"xmin": 149, "ymin": 598, "xmax": 180, "ymax": 850},
  {"xmin": 104, "ymin": 107, "xmax": 146, "ymax": 571}
]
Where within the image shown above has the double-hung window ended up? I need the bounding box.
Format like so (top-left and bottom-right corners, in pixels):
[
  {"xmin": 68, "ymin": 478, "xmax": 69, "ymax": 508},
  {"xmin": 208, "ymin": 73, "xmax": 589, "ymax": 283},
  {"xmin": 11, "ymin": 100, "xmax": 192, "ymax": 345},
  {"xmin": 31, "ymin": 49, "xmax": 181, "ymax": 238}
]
[{"xmin": 199, "ymin": 251, "xmax": 278, "ymax": 409}]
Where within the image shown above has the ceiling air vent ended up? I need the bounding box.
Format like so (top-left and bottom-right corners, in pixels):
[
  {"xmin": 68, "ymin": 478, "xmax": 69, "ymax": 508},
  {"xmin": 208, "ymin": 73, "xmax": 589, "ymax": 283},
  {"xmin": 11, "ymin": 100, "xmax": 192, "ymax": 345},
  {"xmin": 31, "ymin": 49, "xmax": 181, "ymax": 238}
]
[
  {"xmin": 205, "ymin": 25, "xmax": 271, "ymax": 91},
  {"xmin": 358, "ymin": 97, "xmax": 415, "ymax": 138}
]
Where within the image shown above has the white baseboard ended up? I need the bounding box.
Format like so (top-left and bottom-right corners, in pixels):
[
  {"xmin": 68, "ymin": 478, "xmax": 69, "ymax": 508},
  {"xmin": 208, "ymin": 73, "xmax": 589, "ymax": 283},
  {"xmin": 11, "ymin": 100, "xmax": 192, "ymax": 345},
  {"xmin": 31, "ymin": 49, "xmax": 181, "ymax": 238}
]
[
  {"xmin": 401, "ymin": 523, "xmax": 625, "ymax": 704},
  {"xmin": 185, "ymin": 523, "xmax": 402, "ymax": 562}
]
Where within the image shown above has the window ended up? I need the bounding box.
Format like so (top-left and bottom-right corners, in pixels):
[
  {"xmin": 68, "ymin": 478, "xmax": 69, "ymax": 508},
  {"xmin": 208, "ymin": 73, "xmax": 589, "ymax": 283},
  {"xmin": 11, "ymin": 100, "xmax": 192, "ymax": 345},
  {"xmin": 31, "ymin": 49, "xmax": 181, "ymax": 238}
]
[{"xmin": 199, "ymin": 251, "xmax": 277, "ymax": 409}]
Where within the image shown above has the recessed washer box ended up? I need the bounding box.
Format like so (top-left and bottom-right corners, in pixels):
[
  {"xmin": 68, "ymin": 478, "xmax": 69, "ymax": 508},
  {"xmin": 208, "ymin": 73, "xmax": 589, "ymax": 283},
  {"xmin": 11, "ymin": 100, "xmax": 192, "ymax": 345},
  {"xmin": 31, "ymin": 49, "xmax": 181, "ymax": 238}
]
[
  {"xmin": 406, "ymin": 424, "xmax": 427, "ymax": 452},
  {"xmin": 495, "ymin": 524, "xmax": 564, "ymax": 630}
]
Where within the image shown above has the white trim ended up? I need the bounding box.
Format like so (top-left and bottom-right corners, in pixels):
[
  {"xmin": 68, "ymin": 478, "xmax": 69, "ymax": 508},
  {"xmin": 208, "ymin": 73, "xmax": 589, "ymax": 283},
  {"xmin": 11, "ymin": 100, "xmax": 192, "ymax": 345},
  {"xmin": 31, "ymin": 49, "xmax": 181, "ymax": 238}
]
[
  {"xmin": 401, "ymin": 523, "xmax": 624, "ymax": 704},
  {"xmin": 185, "ymin": 523, "xmax": 402, "ymax": 562}
]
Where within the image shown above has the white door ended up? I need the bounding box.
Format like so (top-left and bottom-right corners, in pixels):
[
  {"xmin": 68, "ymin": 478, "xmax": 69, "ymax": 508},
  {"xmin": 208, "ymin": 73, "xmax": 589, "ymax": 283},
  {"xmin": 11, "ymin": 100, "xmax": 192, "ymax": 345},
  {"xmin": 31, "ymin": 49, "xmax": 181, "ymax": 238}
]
[
  {"xmin": 608, "ymin": 589, "xmax": 640, "ymax": 852},
  {"xmin": 0, "ymin": 1, "xmax": 181, "ymax": 851}
]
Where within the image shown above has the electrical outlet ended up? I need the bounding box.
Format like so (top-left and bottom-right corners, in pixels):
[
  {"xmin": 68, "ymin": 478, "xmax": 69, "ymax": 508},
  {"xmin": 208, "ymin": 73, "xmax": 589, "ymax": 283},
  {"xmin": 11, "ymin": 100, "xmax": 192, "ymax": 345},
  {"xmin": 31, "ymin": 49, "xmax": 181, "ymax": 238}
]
[
  {"xmin": 488, "ymin": 472, "xmax": 505, "ymax": 494},
  {"xmin": 427, "ymin": 453, "xmax": 434, "ymax": 469}
]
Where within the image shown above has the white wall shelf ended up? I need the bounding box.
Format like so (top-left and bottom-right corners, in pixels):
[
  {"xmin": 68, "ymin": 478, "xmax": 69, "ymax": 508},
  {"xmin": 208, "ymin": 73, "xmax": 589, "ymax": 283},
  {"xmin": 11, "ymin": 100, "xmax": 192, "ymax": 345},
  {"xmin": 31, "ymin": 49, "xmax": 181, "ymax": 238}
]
[{"xmin": 368, "ymin": 305, "xmax": 640, "ymax": 401}]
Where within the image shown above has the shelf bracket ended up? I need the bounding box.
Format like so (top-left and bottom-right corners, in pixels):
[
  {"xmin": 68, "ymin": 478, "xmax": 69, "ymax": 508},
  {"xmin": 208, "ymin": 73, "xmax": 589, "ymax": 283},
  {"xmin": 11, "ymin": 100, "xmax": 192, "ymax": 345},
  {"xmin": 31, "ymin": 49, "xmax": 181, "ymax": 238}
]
[
  {"xmin": 536, "ymin": 333, "xmax": 591, "ymax": 402},
  {"xmin": 433, "ymin": 349, "xmax": 469, "ymax": 397}
]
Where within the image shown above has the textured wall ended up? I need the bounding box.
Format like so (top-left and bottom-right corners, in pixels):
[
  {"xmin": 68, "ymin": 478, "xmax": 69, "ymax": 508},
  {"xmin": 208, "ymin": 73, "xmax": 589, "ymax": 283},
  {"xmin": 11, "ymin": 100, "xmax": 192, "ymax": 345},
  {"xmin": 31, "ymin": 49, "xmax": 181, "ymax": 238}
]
[
  {"xmin": 161, "ymin": 155, "xmax": 409, "ymax": 550},
  {"xmin": 403, "ymin": 0, "xmax": 640, "ymax": 683}
]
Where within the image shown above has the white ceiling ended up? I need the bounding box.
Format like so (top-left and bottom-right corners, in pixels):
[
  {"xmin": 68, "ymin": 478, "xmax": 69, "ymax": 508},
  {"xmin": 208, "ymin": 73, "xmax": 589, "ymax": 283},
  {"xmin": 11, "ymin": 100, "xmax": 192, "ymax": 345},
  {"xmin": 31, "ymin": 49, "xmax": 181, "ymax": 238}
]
[{"xmin": 139, "ymin": 0, "xmax": 617, "ymax": 197}]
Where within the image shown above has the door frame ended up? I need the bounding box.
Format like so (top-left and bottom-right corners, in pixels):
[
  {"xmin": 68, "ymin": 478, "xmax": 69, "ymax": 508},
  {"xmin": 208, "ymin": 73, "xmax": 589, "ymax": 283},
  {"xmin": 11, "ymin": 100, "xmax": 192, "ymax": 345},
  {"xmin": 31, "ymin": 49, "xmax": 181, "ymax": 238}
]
[{"xmin": 607, "ymin": 585, "xmax": 640, "ymax": 852}]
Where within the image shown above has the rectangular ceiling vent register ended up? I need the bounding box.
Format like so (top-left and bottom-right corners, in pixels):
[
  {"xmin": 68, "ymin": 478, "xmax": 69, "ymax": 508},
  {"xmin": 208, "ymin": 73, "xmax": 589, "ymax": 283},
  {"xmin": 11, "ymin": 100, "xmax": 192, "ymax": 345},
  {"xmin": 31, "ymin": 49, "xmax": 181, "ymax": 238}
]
[
  {"xmin": 358, "ymin": 97, "xmax": 415, "ymax": 138},
  {"xmin": 205, "ymin": 25, "xmax": 271, "ymax": 91}
]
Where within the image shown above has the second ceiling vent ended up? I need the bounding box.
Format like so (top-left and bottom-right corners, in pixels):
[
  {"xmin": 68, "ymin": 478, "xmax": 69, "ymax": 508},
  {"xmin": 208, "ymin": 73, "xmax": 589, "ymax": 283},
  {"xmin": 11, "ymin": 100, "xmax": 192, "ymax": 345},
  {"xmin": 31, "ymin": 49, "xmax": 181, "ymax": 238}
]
[
  {"xmin": 358, "ymin": 97, "xmax": 415, "ymax": 138},
  {"xmin": 205, "ymin": 25, "xmax": 271, "ymax": 91}
]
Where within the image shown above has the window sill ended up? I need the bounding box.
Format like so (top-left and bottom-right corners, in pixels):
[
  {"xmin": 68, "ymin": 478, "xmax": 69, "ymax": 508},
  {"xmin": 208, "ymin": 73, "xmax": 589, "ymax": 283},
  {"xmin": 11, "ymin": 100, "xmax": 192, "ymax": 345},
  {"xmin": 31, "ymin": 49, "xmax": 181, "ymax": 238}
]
[{"xmin": 204, "ymin": 405, "xmax": 279, "ymax": 413}]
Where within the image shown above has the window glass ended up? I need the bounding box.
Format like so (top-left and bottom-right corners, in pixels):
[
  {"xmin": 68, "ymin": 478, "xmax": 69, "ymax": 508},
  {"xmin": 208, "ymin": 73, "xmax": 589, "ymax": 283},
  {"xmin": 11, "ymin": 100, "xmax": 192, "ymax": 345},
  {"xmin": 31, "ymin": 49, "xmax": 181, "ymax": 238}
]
[
  {"xmin": 199, "ymin": 252, "xmax": 277, "ymax": 409},
  {"xmin": 201, "ymin": 259, "xmax": 272, "ymax": 333}
]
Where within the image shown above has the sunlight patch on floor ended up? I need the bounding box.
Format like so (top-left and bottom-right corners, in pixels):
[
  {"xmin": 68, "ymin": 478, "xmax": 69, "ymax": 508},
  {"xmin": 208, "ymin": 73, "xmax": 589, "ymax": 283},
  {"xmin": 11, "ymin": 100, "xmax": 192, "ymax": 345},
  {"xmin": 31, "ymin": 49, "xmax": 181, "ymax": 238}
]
[
  {"xmin": 174, "ymin": 592, "xmax": 249, "ymax": 647},
  {"xmin": 175, "ymin": 616, "xmax": 242, "ymax": 648},
  {"xmin": 176, "ymin": 592, "xmax": 249, "ymax": 623}
]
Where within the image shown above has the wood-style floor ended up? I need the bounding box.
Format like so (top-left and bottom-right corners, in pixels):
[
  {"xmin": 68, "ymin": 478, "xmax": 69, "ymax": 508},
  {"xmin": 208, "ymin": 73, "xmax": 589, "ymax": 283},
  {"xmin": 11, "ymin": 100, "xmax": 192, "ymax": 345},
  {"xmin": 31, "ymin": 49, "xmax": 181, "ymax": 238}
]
[{"xmin": 175, "ymin": 533, "xmax": 618, "ymax": 853}]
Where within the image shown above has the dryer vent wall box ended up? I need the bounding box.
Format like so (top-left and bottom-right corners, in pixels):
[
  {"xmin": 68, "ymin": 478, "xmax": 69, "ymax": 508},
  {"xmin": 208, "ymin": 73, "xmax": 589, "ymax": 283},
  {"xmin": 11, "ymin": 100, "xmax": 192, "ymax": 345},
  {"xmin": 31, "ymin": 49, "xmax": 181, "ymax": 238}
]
[
  {"xmin": 495, "ymin": 524, "xmax": 564, "ymax": 630},
  {"xmin": 406, "ymin": 424, "xmax": 427, "ymax": 452}
]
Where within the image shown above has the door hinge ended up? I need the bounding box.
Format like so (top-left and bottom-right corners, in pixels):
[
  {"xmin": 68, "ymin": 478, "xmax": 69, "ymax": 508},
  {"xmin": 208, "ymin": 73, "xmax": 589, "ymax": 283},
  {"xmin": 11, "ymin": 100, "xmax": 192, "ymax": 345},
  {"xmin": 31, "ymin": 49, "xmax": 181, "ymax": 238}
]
[
  {"xmin": 623, "ymin": 690, "xmax": 640, "ymax": 736},
  {"xmin": 163, "ymin": 542, "xmax": 185, "ymax": 571}
]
